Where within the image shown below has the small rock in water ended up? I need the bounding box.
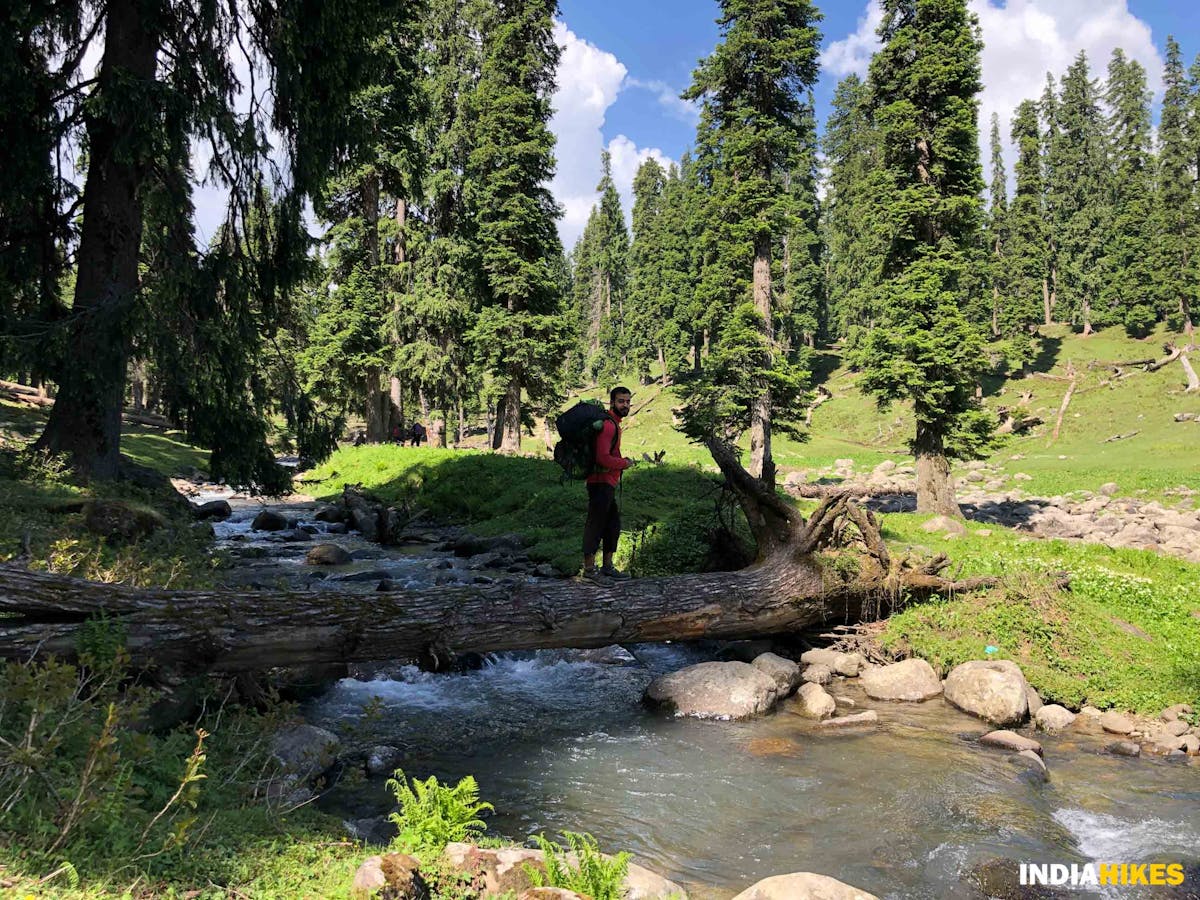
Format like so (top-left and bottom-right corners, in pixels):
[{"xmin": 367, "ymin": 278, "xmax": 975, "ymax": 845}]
[
  {"xmin": 1009, "ymin": 749, "xmax": 1049, "ymax": 782},
  {"xmin": 376, "ymin": 579, "xmax": 398, "ymax": 592},
  {"xmin": 801, "ymin": 663, "xmax": 833, "ymax": 685},
  {"xmin": 251, "ymin": 509, "xmax": 289, "ymax": 532},
  {"xmin": 730, "ymin": 872, "xmax": 879, "ymax": 900},
  {"xmin": 306, "ymin": 543, "xmax": 353, "ymax": 566},
  {"xmin": 817, "ymin": 710, "xmax": 878, "ymax": 728},
  {"xmin": 335, "ymin": 569, "xmax": 391, "ymax": 583},
  {"xmin": 1105, "ymin": 741, "xmax": 1141, "ymax": 758},
  {"xmin": 980, "ymin": 730, "xmax": 1042, "ymax": 755}
]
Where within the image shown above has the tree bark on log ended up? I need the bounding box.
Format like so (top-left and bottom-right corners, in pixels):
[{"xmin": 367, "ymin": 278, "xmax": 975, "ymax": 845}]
[{"xmin": 0, "ymin": 439, "xmax": 995, "ymax": 674}]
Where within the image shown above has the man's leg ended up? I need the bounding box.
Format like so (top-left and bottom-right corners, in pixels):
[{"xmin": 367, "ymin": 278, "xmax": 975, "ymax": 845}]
[
  {"xmin": 582, "ymin": 483, "xmax": 613, "ymax": 574},
  {"xmin": 600, "ymin": 495, "xmax": 627, "ymax": 577}
]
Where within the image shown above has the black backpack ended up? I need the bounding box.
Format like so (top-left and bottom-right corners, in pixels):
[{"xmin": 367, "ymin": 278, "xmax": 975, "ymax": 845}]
[{"xmin": 553, "ymin": 401, "xmax": 616, "ymax": 480}]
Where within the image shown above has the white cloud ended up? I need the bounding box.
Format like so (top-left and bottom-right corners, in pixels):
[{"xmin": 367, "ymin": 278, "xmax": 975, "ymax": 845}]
[
  {"xmin": 624, "ymin": 77, "xmax": 701, "ymax": 124},
  {"xmin": 821, "ymin": 1, "xmax": 1164, "ymax": 190},
  {"xmin": 549, "ymin": 21, "xmax": 676, "ymax": 248},
  {"xmin": 820, "ymin": 0, "xmax": 883, "ymax": 78}
]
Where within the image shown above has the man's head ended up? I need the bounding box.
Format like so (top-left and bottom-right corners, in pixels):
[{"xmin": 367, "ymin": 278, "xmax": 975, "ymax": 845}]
[{"xmin": 609, "ymin": 386, "xmax": 632, "ymax": 419}]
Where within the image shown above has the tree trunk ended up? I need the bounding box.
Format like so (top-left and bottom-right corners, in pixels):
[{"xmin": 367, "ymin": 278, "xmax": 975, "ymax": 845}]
[
  {"xmin": 658, "ymin": 345, "xmax": 669, "ymax": 387},
  {"xmin": 0, "ymin": 478, "xmax": 994, "ymax": 674},
  {"xmin": 35, "ymin": 0, "xmax": 159, "ymax": 480},
  {"xmin": 498, "ymin": 377, "xmax": 521, "ymax": 453},
  {"xmin": 1042, "ymin": 276, "xmax": 1052, "ymax": 326},
  {"xmin": 365, "ymin": 372, "xmax": 388, "ymax": 442},
  {"xmin": 693, "ymin": 331, "xmax": 703, "ymax": 374},
  {"xmin": 913, "ymin": 419, "xmax": 960, "ymax": 517},
  {"xmin": 749, "ymin": 232, "xmax": 775, "ymax": 490},
  {"xmin": 1181, "ymin": 352, "xmax": 1199, "ymax": 393}
]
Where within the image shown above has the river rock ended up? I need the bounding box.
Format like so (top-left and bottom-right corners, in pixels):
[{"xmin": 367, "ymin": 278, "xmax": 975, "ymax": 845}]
[
  {"xmin": 441, "ymin": 844, "xmax": 686, "ymax": 900},
  {"xmin": 818, "ymin": 710, "xmax": 879, "ymax": 728},
  {"xmin": 801, "ymin": 663, "xmax": 833, "ymax": 685},
  {"xmin": 352, "ymin": 852, "xmax": 428, "ymax": 900},
  {"xmin": 271, "ymin": 723, "xmax": 340, "ymax": 783},
  {"xmin": 306, "ymin": 543, "xmax": 353, "ymax": 566},
  {"xmin": 793, "ymin": 682, "xmax": 836, "ymax": 720},
  {"xmin": 730, "ymin": 872, "xmax": 879, "ymax": 900},
  {"xmin": 943, "ymin": 660, "xmax": 1029, "ymax": 727},
  {"xmin": 252, "ymin": 509, "xmax": 289, "ymax": 532},
  {"xmin": 644, "ymin": 661, "xmax": 780, "ymax": 720},
  {"xmin": 519, "ymin": 891, "xmax": 587, "ymax": 900},
  {"xmin": 1034, "ymin": 705, "xmax": 1076, "ymax": 732},
  {"xmin": 859, "ymin": 658, "xmax": 942, "ymax": 702},
  {"xmin": 1099, "ymin": 711, "xmax": 1136, "ymax": 735},
  {"xmin": 1010, "ymin": 749, "xmax": 1049, "ymax": 782},
  {"xmin": 192, "ymin": 499, "xmax": 232, "ymax": 520},
  {"xmin": 1105, "ymin": 740, "xmax": 1141, "ymax": 758},
  {"xmin": 752, "ymin": 653, "xmax": 801, "ymax": 694},
  {"xmin": 314, "ymin": 505, "xmax": 346, "ymax": 523},
  {"xmin": 799, "ymin": 648, "xmax": 863, "ymax": 677},
  {"xmin": 366, "ymin": 745, "xmax": 404, "ymax": 777},
  {"xmin": 980, "ymin": 730, "xmax": 1043, "ymax": 755},
  {"xmin": 1099, "ymin": 482, "xmax": 1120, "ymax": 496},
  {"xmin": 1160, "ymin": 703, "xmax": 1192, "ymax": 721},
  {"xmin": 1025, "ymin": 685, "xmax": 1044, "ymax": 716}
]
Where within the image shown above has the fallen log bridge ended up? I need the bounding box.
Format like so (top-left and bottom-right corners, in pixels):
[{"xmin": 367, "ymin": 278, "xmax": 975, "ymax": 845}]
[{"xmin": 0, "ymin": 493, "xmax": 996, "ymax": 675}]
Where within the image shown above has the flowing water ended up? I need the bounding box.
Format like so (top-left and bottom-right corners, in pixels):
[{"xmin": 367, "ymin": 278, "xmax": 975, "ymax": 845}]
[{"xmin": 210, "ymin": 495, "xmax": 1200, "ymax": 899}]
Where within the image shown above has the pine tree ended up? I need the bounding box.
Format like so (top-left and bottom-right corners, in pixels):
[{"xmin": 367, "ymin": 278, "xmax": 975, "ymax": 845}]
[
  {"xmin": 626, "ymin": 157, "xmax": 671, "ymax": 383},
  {"xmin": 1153, "ymin": 36, "xmax": 1196, "ymax": 338},
  {"xmin": 1039, "ymin": 73, "xmax": 1061, "ymax": 325},
  {"xmin": 986, "ymin": 114, "xmax": 1009, "ymax": 337},
  {"xmin": 1101, "ymin": 48, "xmax": 1156, "ymax": 335},
  {"xmin": 1006, "ymin": 100, "xmax": 1048, "ymax": 360},
  {"xmin": 26, "ymin": 0, "xmax": 397, "ymax": 479},
  {"xmin": 854, "ymin": 0, "xmax": 993, "ymax": 517},
  {"xmin": 683, "ymin": 0, "xmax": 823, "ymax": 489},
  {"xmin": 1051, "ymin": 52, "xmax": 1109, "ymax": 334},
  {"xmin": 779, "ymin": 102, "xmax": 825, "ymax": 350},
  {"xmin": 822, "ymin": 74, "xmax": 884, "ymax": 342},
  {"xmin": 466, "ymin": 0, "xmax": 566, "ymax": 453}
]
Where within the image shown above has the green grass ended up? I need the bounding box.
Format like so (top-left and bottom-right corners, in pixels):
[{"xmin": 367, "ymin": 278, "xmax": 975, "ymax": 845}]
[
  {"xmin": 304, "ymin": 444, "xmax": 741, "ymax": 575},
  {"xmin": 876, "ymin": 514, "xmax": 1200, "ymax": 714}
]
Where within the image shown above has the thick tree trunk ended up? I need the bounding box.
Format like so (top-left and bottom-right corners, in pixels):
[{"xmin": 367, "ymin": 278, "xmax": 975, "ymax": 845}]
[
  {"xmin": 498, "ymin": 377, "xmax": 522, "ymax": 453},
  {"xmin": 365, "ymin": 372, "xmax": 388, "ymax": 443},
  {"xmin": 35, "ymin": 0, "xmax": 159, "ymax": 480},
  {"xmin": 1181, "ymin": 352, "xmax": 1199, "ymax": 393},
  {"xmin": 913, "ymin": 419, "xmax": 960, "ymax": 517},
  {"xmin": 0, "ymin": 483, "xmax": 993, "ymax": 674},
  {"xmin": 749, "ymin": 232, "xmax": 775, "ymax": 490},
  {"xmin": 1042, "ymin": 277, "xmax": 1052, "ymax": 326}
]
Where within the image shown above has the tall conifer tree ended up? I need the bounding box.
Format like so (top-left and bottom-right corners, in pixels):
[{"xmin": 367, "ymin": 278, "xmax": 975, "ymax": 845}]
[
  {"xmin": 854, "ymin": 0, "xmax": 993, "ymax": 517},
  {"xmin": 466, "ymin": 0, "xmax": 565, "ymax": 453},
  {"xmin": 683, "ymin": 0, "xmax": 823, "ymax": 489},
  {"xmin": 1101, "ymin": 49, "xmax": 1156, "ymax": 335},
  {"xmin": 1153, "ymin": 36, "xmax": 1196, "ymax": 338},
  {"xmin": 986, "ymin": 114, "xmax": 1009, "ymax": 338},
  {"xmin": 1007, "ymin": 100, "xmax": 1048, "ymax": 355}
]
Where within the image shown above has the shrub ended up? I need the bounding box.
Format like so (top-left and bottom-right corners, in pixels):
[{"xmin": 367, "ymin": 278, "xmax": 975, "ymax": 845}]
[
  {"xmin": 386, "ymin": 770, "xmax": 494, "ymax": 855},
  {"xmin": 528, "ymin": 831, "xmax": 630, "ymax": 900}
]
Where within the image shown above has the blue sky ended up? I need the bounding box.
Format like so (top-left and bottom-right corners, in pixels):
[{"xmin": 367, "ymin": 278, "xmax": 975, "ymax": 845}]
[{"xmin": 550, "ymin": 0, "xmax": 1200, "ymax": 247}]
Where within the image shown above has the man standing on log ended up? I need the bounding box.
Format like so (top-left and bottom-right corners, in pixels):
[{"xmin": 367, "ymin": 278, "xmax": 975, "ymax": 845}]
[{"xmin": 581, "ymin": 387, "xmax": 636, "ymax": 581}]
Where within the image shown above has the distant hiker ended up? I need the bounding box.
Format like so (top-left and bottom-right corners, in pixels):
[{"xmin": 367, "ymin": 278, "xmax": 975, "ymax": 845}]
[
  {"xmin": 408, "ymin": 421, "xmax": 426, "ymax": 446},
  {"xmin": 391, "ymin": 423, "xmax": 403, "ymax": 444},
  {"xmin": 581, "ymin": 386, "xmax": 636, "ymax": 581},
  {"xmin": 353, "ymin": 429, "xmax": 367, "ymax": 447}
]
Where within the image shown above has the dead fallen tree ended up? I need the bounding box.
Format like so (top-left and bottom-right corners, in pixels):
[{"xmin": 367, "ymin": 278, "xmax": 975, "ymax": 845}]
[{"xmin": 0, "ymin": 439, "xmax": 995, "ymax": 675}]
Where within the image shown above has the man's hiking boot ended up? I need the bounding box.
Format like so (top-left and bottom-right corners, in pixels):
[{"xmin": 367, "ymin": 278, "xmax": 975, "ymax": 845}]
[
  {"xmin": 579, "ymin": 566, "xmax": 604, "ymax": 584},
  {"xmin": 599, "ymin": 565, "xmax": 630, "ymax": 580}
]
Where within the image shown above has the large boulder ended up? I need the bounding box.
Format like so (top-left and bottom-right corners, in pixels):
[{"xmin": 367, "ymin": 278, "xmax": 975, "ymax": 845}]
[
  {"xmin": 1034, "ymin": 705, "xmax": 1076, "ymax": 732},
  {"xmin": 252, "ymin": 509, "xmax": 289, "ymax": 532},
  {"xmin": 306, "ymin": 543, "xmax": 354, "ymax": 566},
  {"xmin": 192, "ymin": 499, "xmax": 232, "ymax": 521},
  {"xmin": 859, "ymin": 658, "xmax": 942, "ymax": 702},
  {"xmin": 271, "ymin": 723, "xmax": 340, "ymax": 784},
  {"xmin": 792, "ymin": 682, "xmax": 836, "ymax": 720},
  {"xmin": 731, "ymin": 872, "xmax": 879, "ymax": 900},
  {"xmin": 352, "ymin": 853, "xmax": 429, "ymax": 899},
  {"xmin": 751, "ymin": 653, "xmax": 801, "ymax": 695},
  {"xmin": 799, "ymin": 649, "xmax": 863, "ymax": 677},
  {"xmin": 943, "ymin": 660, "xmax": 1029, "ymax": 727},
  {"xmin": 644, "ymin": 662, "xmax": 780, "ymax": 720},
  {"xmin": 440, "ymin": 844, "xmax": 685, "ymax": 900}
]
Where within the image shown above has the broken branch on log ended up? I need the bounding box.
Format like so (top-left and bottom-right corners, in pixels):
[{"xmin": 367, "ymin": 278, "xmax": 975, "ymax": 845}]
[{"xmin": 1102, "ymin": 430, "xmax": 1140, "ymax": 443}]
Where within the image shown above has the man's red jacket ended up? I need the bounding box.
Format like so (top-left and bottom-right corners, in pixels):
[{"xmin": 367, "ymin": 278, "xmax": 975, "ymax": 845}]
[{"xmin": 586, "ymin": 410, "xmax": 629, "ymax": 487}]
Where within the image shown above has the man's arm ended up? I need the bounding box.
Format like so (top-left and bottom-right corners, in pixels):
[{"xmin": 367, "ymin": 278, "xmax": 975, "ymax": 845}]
[{"xmin": 593, "ymin": 420, "xmax": 630, "ymax": 471}]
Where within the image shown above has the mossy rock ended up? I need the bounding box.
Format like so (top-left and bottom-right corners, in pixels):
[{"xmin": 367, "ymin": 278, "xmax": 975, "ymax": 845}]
[{"xmin": 83, "ymin": 499, "xmax": 167, "ymax": 542}]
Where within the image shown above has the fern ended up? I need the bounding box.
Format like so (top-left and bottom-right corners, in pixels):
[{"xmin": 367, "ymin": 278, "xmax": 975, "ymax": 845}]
[
  {"xmin": 528, "ymin": 831, "xmax": 629, "ymax": 900},
  {"xmin": 386, "ymin": 769, "xmax": 494, "ymax": 855}
]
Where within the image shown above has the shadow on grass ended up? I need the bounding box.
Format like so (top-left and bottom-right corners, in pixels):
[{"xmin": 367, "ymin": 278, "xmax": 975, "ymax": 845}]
[{"xmin": 312, "ymin": 448, "xmax": 740, "ymax": 575}]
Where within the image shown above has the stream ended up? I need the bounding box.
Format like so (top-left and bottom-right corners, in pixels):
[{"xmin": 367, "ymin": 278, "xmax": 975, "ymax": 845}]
[{"xmin": 207, "ymin": 493, "xmax": 1200, "ymax": 900}]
